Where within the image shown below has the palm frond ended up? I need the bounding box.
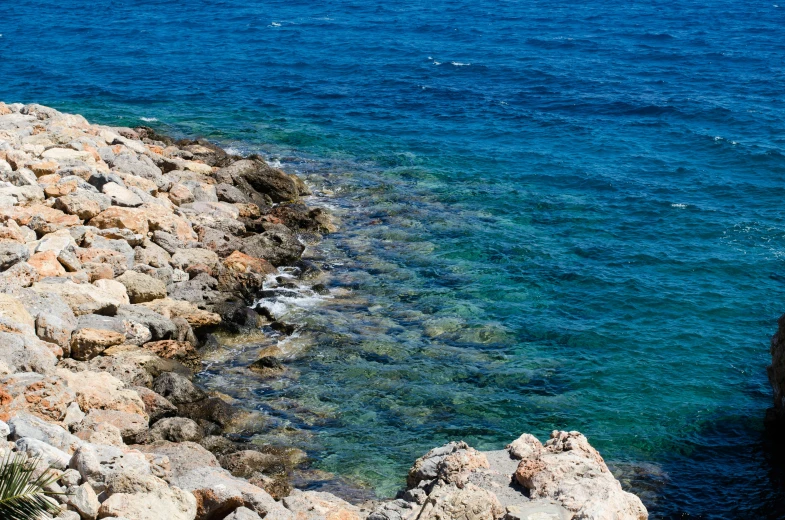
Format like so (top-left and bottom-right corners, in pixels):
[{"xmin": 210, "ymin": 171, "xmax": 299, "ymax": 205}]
[{"xmin": 0, "ymin": 452, "xmax": 63, "ymax": 520}]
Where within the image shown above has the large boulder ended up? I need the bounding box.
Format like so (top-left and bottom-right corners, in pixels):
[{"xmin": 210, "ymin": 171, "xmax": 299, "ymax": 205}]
[
  {"xmin": 240, "ymin": 228, "xmax": 304, "ymax": 267},
  {"xmin": 512, "ymin": 431, "xmax": 647, "ymax": 520},
  {"xmin": 98, "ymin": 472, "xmax": 197, "ymax": 520},
  {"xmin": 0, "ymin": 373, "xmax": 76, "ymax": 423},
  {"xmin": 70, "ymin": 442, "xmax": 151, "ymax": 494},
  {"xmin": 30, "ymin": 279, "xmax": 129, "ymax": 316},
  {"xmin": 116, "ymin": 270, "xmax": 167, "ymax": 303}
]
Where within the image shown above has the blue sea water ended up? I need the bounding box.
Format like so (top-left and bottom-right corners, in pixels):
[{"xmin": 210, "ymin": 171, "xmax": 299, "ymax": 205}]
[{"xmin": 3, "ymin": 0, "xmax": 785, "ymax": 517}]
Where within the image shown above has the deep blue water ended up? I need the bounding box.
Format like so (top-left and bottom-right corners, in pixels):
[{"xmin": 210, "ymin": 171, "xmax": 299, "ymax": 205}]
[{"xmin": 3, "ymin": 1, "xmax": 785, "ymax": 517}]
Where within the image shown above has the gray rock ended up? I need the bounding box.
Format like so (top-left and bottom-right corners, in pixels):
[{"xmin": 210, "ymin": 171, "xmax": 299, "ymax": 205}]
[
  {"xmin": 116, "ymin": 304, "xmax": 176, "ymax": 341},
  {"xmin": 60, "ymin": 468, "xmax": 82, "ymax": 487},
  {"xmin": 111, "ymin": 153, "xmax": 168, "ymax": 191},
  {"xmin": 151, "ymin": 372, "xmax": 205, "ymax": 405},
  {"xmin": 87, "ymin": 172, "xmax": 125, "ymax": 192},
  {"xmin": 216, "ymin": 183, "xmax": 249, "ymax": 204},
  {"xmin": 151, "ymin": 230, "xmax": 183, "ymax": 255},
  {"xmin": 0, "ymin": 331, "xmax": 57, "ymax": 374},
  {"xmin": 76, "ymin": 314, "xmax": 125, "ymax": 334},
  {"xmin": 132, "ymin": 386, "xmax": 178, "ymax": 423},
  {"xmin": 240, "ymin": 228, "xmax": 304, "ymax": 266},
  {"xmin": 0, "ymin": 420, "xmax": 9, "ymax": 439},
  {"xmin": 57, "ymin": 249, "xmax": 82, "ymax": 272},
  {"xmin": 0, "ymin": 242, "xmax": 29, "ymax": 269},
  {"xmin": 149, "ymin": 417, "xmax": 204, "ymax": 443}
]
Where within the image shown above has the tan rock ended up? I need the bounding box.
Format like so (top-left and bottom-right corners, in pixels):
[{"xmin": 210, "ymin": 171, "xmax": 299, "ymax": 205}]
[
  {"xmin": 0, "ymin": 373, "xmax": 76, "ymax": 423},
  {"xmin": 30, "ymin": 160, "xmax": 58, "ymax": 177},
  {"xmin": 88, "ymin": 207, "xmax": 149, "ymax": 235},
  {"xmin": 53, "ymin": 194, "xmax": 102, "ymax": 220},
  {"xmin": 30, "ymin": 279, "xmax": 128, "ymax": 315},
  {"xmin": 82, "ymin": 262, "xmax": 114, "ymax": 282},
  {"xmin": 168, "ymin": 183, "xmax": 194, "ymax": 206},
  {"xmin": 98, "ymin": 473, "xmax": 197, "ymax": 520},
  {"xmin": 141, "ymin": 204, "xmax": 197, "ymax": 243},
  {"xmin": 115, "ymin": 270, "xmax": 167, "ymax": 303},
  {"xmin": 44, "ymin": 179, "xmax": 78, "ymax": 198},
  {"xmin": 55, "ymin": 369, "xmax": 148, "ymax": 419},
  {"xmin": 28, "ymin": 250, "xmax": 67, "ymax": 277},
  {"xmin": 223, "ymin": 251, "xmax": 275, "ymax": 275},
  {"xmin": 76, "ymin": 248, "xmax": 128, "ymax": 276},
  {"xmin": 0, "ymin": 293, "xmax": 35, "ymax": 330},
  {"xmin": 418, "ymin": 483, "xmax": 504, "ymax": 520},
  {"xmin": 140, "ymin": 298, "xmax": 221, "ymax": 328},
  {"xmin": 70, "ymin": 327, "xmax": 125, "ymax": 360}
]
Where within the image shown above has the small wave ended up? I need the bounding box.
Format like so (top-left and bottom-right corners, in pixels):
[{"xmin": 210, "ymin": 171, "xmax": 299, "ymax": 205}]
[
  {"xmin": 139, "ymin": 117, "xmax": 158, "ymax": 122},
  {"xmin": 671, "ymin": 203, "xmax": 688, "ymax": 209},
  {"xmin": 223, "ymin": 146, "xmax": 242, "ymax": 155},
  {"xmin": 269, "ymin": 22, "xmax": 282, "ymax": 27},
  {"xmin": 451, "ymin": 62, "xmax": 471, "ymax": 66}
]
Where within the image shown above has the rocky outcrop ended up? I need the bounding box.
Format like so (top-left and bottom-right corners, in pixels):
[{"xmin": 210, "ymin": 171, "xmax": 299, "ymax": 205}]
[
  {"xmin": 368, "ymin": 432, "xmax": 647, "ymax": 520},
  {"xmin": 0, "ymin": 102, "xmax": 646, "ymax": 520},
  {"xmin": 0, "ymin": 101, "xmax": 330, "ymax": 520}
]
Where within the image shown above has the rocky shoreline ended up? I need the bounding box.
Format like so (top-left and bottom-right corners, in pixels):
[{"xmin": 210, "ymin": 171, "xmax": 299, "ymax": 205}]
[{"xmin": 0, "ymin": 102, "xmax": 647, "ymax": 519}]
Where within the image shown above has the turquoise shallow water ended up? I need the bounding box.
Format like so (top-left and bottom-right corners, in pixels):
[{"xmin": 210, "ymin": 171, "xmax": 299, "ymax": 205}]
[{"xmin": 3, "ymin": 0, "xmax": 785, "ymax": 516}]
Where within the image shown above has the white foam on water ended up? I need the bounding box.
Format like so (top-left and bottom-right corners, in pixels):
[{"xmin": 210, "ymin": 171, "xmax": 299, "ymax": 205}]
[
  {"xmin": 223, "ymin": 146, "xmax": 242, "ymax": 155},
  {"xmin": 451, "ymin": 62, "xmax": 471, "ymax": 66},
  {"xmin": 671, "ymin": 203, "xmax": 688, "ymax": 209},
  {"xmin": 270, "ymin": 22, "xmax": 282, "ymax": 27},
  {"xmin": 140, "ymin": 117, "xmax": 158, "ymax": 122}
]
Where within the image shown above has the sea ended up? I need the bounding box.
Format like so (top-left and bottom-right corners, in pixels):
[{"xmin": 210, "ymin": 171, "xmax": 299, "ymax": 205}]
[{"xmin": 2, "ymin": 1, "xmax": 785, "ymax": 517}]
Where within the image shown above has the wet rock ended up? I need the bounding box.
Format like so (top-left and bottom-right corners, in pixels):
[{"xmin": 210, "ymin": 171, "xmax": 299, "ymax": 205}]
[
  {"xmin": 267, "ymin": 203, "xmax": 336, "ymax": 234},
  {"xmin": 240, "ymin": 228, "xmax": 305, "ymax": 267},
  {"xmin": 152, "ymin": 372, "xmax": 206, "ymax": 405},
  {"xmin": 248, "ymin": 357, "xmax": 284, "ymax": 377},
  {"xmin": 220, "ymin": 450, "xmax": 281, "ymax": 480}
]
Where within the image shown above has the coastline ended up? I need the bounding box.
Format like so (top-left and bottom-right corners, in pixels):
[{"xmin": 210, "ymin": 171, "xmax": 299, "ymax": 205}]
[{"xmin": 0, "ymin": 102, "xmax": 647, "ymax": 519}]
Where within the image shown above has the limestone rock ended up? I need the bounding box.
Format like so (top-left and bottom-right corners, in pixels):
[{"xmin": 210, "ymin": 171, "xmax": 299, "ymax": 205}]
[{"xmin": 116, "ymin": 270, "xmax": 167, "ymax": 304}]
